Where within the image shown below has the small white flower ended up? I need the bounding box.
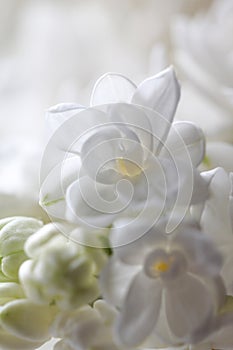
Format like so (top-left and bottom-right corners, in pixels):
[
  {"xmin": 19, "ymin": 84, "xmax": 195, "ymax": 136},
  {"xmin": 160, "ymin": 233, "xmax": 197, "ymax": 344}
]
[
  {"xmin": 41, "ymin": 67, "xmax": 206, "ymax": 238},
  {"xmin": 100, "ymin": 219, "xmax": 225, "ymax": 347}
]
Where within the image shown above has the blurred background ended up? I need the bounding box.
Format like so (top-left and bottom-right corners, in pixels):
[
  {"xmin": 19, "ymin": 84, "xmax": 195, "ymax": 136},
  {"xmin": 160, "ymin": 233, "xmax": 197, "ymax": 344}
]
[{"xmin": 0, "ymin": 0, "xmax": 232, "ymax": 220}]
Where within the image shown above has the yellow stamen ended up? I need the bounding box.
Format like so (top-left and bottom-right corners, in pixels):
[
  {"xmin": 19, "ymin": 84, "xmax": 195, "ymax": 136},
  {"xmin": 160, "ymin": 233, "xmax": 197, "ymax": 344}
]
[
  {"xmin": 116, "ymin": 158, "xmax": 142, "ymax": 177},
  {"xmin": 153, "ymin": 260, "xmax": 169, "ymax": 273}
]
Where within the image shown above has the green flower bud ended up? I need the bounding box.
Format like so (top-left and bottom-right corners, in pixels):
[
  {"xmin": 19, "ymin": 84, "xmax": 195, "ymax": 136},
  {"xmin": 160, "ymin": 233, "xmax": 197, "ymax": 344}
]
[
  {"xmin": 1, "ymin": 251, "xmax": 28, "ymax": 280},
  {"xmin": 0, "ymin": 299, "xmax": 57, "ymax": 342},
  {"xmin": 0, "ymin": 283, "xmax": 25, "ymax": 305},
  {"xmin": 0, "ymin": 217, "xmax": 43, "ymax": 257},
  {"xmin": 20, "ymin": 242, "xmax": 99, "ymax": 310},
  {"xmin": 24, "ymin": 223, "xmax": 67, "ymax": 258}
]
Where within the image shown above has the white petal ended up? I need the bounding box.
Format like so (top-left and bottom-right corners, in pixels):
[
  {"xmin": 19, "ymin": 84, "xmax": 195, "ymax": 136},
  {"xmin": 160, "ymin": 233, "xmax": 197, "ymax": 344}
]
[
  {"xmin": 80, "ymin": 125, "xmax": 122, "ymax": 184},
  {"xmin": 165, "ymin": 274, "xmax": 213, "ymax": 340},
  {"xmin": 99, "ymin": 256, "xmax": 140, "ymax": 307},
  {"xmin": 201, "ymin": 168, "xmax": 232, "ymax": 243},
  {"xmin": 160, "ymin": 159, "xmax": 208, "ymax": 233},
  {"xmin": 161, "ymin": 121, "xmax": 205, "ymax": 167},
  {"xmin": 108, "ymin": 103, "xmax": 154, "ymax": 155},
  {"xmin": 116, "ymin": 271, "xmax": 162, "ymax": 347},
  {"xmin": 110, "ymin": 219, "xmax": 166, "ymax": 265},
  {"xmin": 46, "ymin": 103, "xmax": 85, "ymax": 134},
  {"xmin": 43, "ymin": 107, "xmax": 109, "ymax": 158},
  {"xmin": 172, "ymin": 221, "xmax": 223, "ymax": 278},
  {"xmin": 66, "ymin": 177, "xmax": 120, "ymax": 228},
  {"xmin": 191, "ymin": 169, "xmax": 209, "ymax": 205},
  {"xmin": 132, "ymin": 67, "xmax": 180, "ymax": 124},
  {"xmin": 90, "ymin": 73, "xmax": 136, "ymax": 106},
  {"xmin": 191, "ymin": 168, "xmax": 218, "ymax": 223}
]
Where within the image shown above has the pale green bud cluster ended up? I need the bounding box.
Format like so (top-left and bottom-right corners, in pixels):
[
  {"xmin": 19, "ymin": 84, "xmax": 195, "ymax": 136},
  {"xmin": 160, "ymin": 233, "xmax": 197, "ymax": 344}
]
[
  {"xmin": 0, "ymin": 217, "xmax": 43, "ymax": 282},
  {"xmin": 0, "ymin": 217, "xmax": 52, "ymax": 349},
  {"xmin": 19, "ymin": 223, "xmax": 104, "ymax": 310},
  {"xmin": 0, "ymin": 217, "xmax": 108, "ymax": 350}
]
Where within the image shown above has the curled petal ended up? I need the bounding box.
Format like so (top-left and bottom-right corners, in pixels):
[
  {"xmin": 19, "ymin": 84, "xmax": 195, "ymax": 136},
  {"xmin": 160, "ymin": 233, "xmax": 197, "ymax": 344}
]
[
  {"xmin": 201, "ymin": 168, "xmax": 232, "ymax": 241},
  {"xmin": 46, "ymin": 103, "xmax": 85, "ymax": 134},
  {"xmin": 66, "ymin": 177, "xmax": 132, "ymax": 228},
  {"xmin": 132, "ymin": 66, "xmax": 180, "ymax": 125},
  {"xmin": 161, "ymin": 121, "xmax": 205, "ymax": 167},
  {"xmin": 108, "ymin": 103, "xmax": 154, "ymax": 155},
  {"xmin": 80, "ymin": 125, "xmax": 122, "ymax": 184}
]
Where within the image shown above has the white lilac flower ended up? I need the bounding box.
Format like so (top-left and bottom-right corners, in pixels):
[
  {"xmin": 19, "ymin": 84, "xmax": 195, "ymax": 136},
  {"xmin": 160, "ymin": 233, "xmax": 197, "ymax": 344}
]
[
  {"xmin": 19, "ymin": 223, "xmax": 102, "ymax": 310},
  {"xmin": 40, "ymin": 67, "xmax": 207, "ymax": 240},
  {"xmin": 155, "ymin": 296, "xmax": 233, "ymax": 350},
  {"xmin": 194, "ymin": 168, "xmax": 233, "ymax": 294},
  {"xmin": 172, "ymin": 0, "xmax": 233, "ymax": 142},
  {"xmin": 100, "ymin": 219, "xmax": 225, "ymax": 347}
]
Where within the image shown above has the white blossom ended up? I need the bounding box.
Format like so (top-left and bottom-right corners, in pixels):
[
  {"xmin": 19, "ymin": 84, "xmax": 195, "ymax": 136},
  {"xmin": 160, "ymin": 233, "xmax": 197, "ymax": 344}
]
[
  {"xmin": 41, "ymin": 67, "xmax": 207, "ymax": 240},
  {"xmin": 100, "ymin": 219, "xmax": 225, "ymax": 347}
]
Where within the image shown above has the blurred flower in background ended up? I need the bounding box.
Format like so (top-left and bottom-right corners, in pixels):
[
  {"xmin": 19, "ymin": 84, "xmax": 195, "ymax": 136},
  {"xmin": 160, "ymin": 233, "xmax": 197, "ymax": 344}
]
[{"xmin": 173, "ymin": 0, "xmax": 233, "ymax": 142}]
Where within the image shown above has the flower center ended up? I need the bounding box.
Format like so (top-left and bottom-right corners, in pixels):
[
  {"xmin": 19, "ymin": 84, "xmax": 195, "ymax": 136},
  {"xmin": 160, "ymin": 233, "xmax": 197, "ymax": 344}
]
[
  {"xmin": 144, "ymin": 249, "xmax": 187, "ymax": 280},
  {"xmin": 152, "ymin": 260, "xmax": 170, "ymax": 274},
  {"xmin": 116, "ymin": 158, "xmax": 142, "ymax": 177}
]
